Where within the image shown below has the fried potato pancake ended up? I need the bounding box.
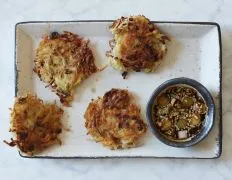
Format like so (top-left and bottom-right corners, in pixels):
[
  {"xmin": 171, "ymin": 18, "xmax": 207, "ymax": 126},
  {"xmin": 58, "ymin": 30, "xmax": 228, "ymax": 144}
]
[
  {"xmin": 84, "ymin": 89, "xmax": 147, "ymax": 149},
  {"xmin": 4, "ymin": 94, "xmax": 64, "ymax": 155},
  {"xmin": 106, "ymin": 15, "xmax": 170, "ymax": 74},
  {"xmin": 34, "ymin": 31, "xmax": 97, "ymax": 106}
]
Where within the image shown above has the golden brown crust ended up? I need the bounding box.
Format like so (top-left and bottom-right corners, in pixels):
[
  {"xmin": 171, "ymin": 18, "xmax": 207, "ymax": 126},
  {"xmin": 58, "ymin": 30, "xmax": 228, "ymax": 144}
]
[
  {"xmin": 84, "ymin": 89, "xmax": 147, "ymax": 149},
  {"xmin": 102, "ymin": 89, "xmax": 130, "ymax": 109},
  {"xmin": 4, "ymin": 94, "xmax": 64, "ymax": 155},
  {"xmin": 107, "ymin": 15, "xmax": 170, "ymax": 73},
  {"xmin": 34, "ymin": 31, "xmax": 97, "ymax": 106}
]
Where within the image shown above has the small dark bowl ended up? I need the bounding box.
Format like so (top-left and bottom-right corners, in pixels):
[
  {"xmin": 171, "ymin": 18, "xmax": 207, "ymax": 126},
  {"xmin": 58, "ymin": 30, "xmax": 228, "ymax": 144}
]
[{"xmin": 146, "ymin": 77, "xmax": 215, "ymax": 147}]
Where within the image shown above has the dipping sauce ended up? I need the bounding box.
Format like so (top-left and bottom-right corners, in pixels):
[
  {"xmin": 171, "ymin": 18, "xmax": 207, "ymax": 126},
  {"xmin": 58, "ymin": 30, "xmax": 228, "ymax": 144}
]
[{"xmin": 152, "ymin": 85, "xmax": 208, "ymax": 140}]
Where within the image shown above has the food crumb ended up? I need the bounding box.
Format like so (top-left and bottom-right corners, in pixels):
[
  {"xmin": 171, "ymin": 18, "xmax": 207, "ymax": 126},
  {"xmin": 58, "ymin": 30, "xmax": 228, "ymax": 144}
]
[{"xmin": 122, "ymin": 71, "xmax": 128, "ymax": 79}]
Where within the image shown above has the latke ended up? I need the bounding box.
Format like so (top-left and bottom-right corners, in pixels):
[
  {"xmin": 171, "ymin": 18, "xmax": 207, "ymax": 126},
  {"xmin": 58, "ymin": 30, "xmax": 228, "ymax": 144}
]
[
  {"xmin": 34, "ymin": 31, "xmax": 97, "ymax": 106},
  {"xmin": 106, "ymin": 15, "xmax": 170, "ymax": 74},
  {"xmin": 84, "ymin": 89, "xmax": 147, "ymax": 149},
  {"xmin": 4, "ymin": 94, "xmax": 64, "ymax": 155}
]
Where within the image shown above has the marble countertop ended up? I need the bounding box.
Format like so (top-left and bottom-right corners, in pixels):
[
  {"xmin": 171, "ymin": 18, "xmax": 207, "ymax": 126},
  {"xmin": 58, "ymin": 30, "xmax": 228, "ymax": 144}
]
[{"xmin": 0, "ymin": 0, "xmax": 231, "ymax": 179}]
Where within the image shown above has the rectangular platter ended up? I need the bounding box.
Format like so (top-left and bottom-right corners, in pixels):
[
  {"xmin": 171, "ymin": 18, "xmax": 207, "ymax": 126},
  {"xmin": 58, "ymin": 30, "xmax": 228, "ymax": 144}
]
[{"xmin": 15, "ymin": 21, "xmax": 222, "ymax": 159}]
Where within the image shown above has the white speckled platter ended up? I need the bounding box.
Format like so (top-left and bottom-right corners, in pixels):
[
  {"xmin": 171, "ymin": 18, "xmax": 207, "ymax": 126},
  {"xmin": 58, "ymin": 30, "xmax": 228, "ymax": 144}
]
[{"xmin": 15, "ymin": 21, "xmax": 222, "ymax": 159}]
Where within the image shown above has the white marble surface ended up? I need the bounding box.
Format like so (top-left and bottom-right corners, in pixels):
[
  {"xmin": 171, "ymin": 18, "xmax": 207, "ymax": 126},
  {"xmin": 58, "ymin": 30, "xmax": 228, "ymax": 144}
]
[{"xmin": 0, "ymin": 0, "xmax": 231, "ymax": 179}]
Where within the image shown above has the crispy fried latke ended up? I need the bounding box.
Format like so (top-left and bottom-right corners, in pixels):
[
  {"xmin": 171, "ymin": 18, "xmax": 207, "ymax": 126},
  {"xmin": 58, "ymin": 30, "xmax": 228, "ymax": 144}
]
[
  {"xmin": 84, "ymin": 89, "xmax": 147, "ymax": 149},
  {"xmin": 4, "ymin": 94, "xmax": 64, "ymax": 155},
  {"xmin": 106, "ymin": 15, "xmax": 170, "ymax": 74},
  {"xmin": 34, "ymin": 31, "xmax": 97, "ymax": 106}
]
